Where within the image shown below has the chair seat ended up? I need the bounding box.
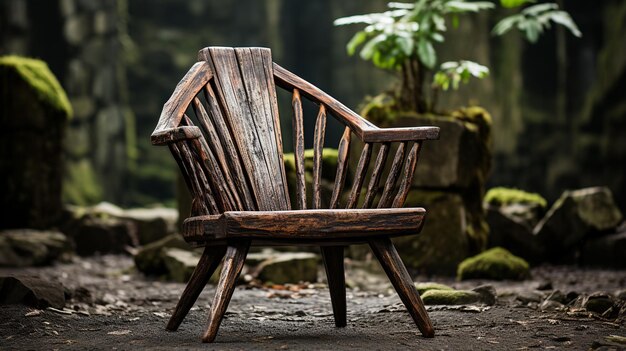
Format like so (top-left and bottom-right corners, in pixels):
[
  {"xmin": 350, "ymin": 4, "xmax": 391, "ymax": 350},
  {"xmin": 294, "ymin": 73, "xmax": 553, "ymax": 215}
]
[{"xmin": 182, "ymin": 208, "xmax": 426, "ymax": 243}]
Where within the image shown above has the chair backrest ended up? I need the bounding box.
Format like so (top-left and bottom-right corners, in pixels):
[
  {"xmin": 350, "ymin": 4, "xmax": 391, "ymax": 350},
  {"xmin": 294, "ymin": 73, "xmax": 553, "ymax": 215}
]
[{"xmin": 153, "ymin": 46, "xmax": 440, "ymax": 219}]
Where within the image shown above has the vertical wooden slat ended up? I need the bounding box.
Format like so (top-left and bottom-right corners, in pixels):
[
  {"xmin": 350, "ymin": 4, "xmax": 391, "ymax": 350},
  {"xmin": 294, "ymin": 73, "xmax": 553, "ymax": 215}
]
[
  {"xmin": 205, "ymin": 47, "xmax": 288, "ymax": 211},
  {"xmin": 362, "ymin": 143, "xmax": 390, "ymax": 209},
  {"xmin": 345, "ymin": 143, "xmax": 373, "ymax": 209},
  {"xmin": 392, "ymin": 142, "xmax": 422, "ymax": 208},
  {"xmin": 260, "ymin": 49, "xmax": 291, "ymax": 209},
  {"xmin": 329, "ymin": 127, "xmax": 352, "ymax": 209},
  {"xmin": 235, "ymin": 48, "xmax": 290, "ymax": 210},
  {"xmin": 292, "ymin": 88, "xmax": 306, "ymax": 210},
  {"xmin": 378, "ymin": 142, "xmax": 407, "ymax": 208},
  {"xmin": 192, "ymin": 97, "xmax": 244, "ymax": 211},
  {"xmin": 312, "ymin": 104, "xmax": 327, "ymax": 209},
  {"xmin": 202, "ymin": 84, "xmax": 257, "ymax": 211}
]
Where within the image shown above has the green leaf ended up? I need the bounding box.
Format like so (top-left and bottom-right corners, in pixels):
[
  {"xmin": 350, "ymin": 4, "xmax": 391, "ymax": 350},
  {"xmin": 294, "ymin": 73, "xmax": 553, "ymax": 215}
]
[
  {"xmin": 417, "ymin": 39, "xmax": 436, "ymax": 69},
  {"xmin": 396, "ymin": 35, "xmax": 414, "ymax": 56},
  {"xmin": 359, "ymin": 33, "xmax": 387, "ymax": 60},
  {"xmin": 446, "ymin": 1, "xmax": 494, "ymax": 13},
  {"xmin": 431, "ymin": 32, "xmax": 445, "ymax": 42},
  {"xmin": 522, "ymin": 3, "xmax": 558, "ymax": 16},
  {"xmin": 549, "ymin": 11, "xmax": 582, "ymax": 37},
  {"xmin": 522, "ymin": 18, "xmax": 542, "ymax": 42},
  {"xmin": 346, "ymin": 31, "xmax": 369, "ymax": 56},
  {"xmin": 492, "ymin": 14, "xmax": 522, "ymax": 36},
  {"xmin": 500, "ymin": 0, "xmax": 535, "ymax": 8}
]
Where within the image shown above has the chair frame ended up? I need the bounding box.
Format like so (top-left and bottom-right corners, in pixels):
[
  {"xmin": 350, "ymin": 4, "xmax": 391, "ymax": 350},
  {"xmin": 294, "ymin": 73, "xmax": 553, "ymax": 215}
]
[{"xmin": 152, "ymin": 46, "xmax": 439, "ymax": 343}]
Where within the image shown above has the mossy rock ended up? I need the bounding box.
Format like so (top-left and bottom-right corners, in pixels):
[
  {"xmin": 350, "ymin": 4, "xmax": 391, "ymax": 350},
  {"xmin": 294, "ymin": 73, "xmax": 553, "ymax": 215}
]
[
  {"xmin": 0, "ymin": 56, "xmax": 72, "ymax": 118},
  {"xmin": 457, "ymin": 247, "xmax": 530, "ymax": 281},
  {"xmin": 283, "ymin": 148, "xmax": 339, "ymax": 181},
  {"xmin": 485, "ymin": 187, "xmax": 547, "ymax": 208},
  {"xmin": 415, "ymin": 282, "xmax": 454, "ymax": 295},
  {"xmin": 421, "ymin": 289, "xmax": 482, "ymax": 305},
  {"xmin": 134, "ymin": 234, "xmax": 191, "ymax": 275}
]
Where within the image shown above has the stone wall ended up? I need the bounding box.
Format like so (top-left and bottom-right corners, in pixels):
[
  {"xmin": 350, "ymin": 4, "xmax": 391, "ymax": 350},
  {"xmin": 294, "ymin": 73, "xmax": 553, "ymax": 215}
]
[{"xmin": 0, "ymin": 0, "xmax": 133, "ymax": 206}]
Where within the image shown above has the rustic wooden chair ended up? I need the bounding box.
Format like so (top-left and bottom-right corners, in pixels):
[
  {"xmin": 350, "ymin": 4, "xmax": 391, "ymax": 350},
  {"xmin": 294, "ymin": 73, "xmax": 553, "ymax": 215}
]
[{"xmin": 151, "ymin": 46, "xmax": 439, "ymax": 343}]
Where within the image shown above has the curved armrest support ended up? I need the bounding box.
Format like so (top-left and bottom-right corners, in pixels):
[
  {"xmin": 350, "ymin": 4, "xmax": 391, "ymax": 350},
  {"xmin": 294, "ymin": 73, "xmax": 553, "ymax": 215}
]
[
  {"xmin": 182, "ymin": 208, "xmax": 426, "ymax": 242},
  {"xmin": 151, "ymin": 61, "xmax": 213, "ymax": 143},
  {"xmin": 273, "ymin": 63, "xmax": 439, "ymax": 143},
  {"xmin": 151, "ymin": 126, "xmax": 203, "ymax": 145}
]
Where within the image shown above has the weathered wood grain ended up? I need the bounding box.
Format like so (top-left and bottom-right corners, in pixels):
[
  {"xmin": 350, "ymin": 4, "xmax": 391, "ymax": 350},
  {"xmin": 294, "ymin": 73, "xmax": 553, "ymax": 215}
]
[
  {"xmin": 345, "ymin": 143, "xmax": 373, "ymax": 209},
  {"xmin": 292, "ymin": 88, "xmax": 306, "ymax": 210},
  {"xmin": 202, "ymin": 83, "xmax": 257, "ymax": 211},
  {"xmin": 369, "ymin": 237, "xmax": 434, "ymax": 337},
  {"xmin": 167, "ymin": 245, "xmax": 226, "ymax": 331},
  {"xmin": 329, "ymin": 127, "xmax": 352, "ymax": 209},
  {"xmin": 204, "ymin": 47, "xmax": 289, "ymax": 211},
  {"xmin": 202, "ymin": 241, "xmax": 250, "ymax": 343},
  {"xmin": 362, "ymin": 143, "xmax": 390, "ymax": 209},
  {"xmin": 182, "ymin": 208, "xmax": 425, "ymax": 240},
  {"xmin": 152, "ymin": 126, "xmax": 202, "ymax": 145},
  {"xmin": 153, "ymin": 61, "xmax": 212, "ymax": 134},
  {"xmin": 312, "ymin": 104, "xmax": 327, "ymax": 209},
  {"xmin": 377, "ymin": 142, "xmax": 407, "ymax": 208},
  {"xmin": 321, "ymin": 246, "xmax": 346, "ymax": 327},
  {"xmin": 392, "ymin": 142, "xmax": 422, "ymax": 208}
]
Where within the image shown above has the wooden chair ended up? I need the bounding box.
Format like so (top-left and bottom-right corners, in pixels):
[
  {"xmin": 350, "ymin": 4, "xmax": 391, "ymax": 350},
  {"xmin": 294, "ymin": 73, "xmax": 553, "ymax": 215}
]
[{"xmin": 151, "ymin": 46, "xmax": 439, "ymax": 343}]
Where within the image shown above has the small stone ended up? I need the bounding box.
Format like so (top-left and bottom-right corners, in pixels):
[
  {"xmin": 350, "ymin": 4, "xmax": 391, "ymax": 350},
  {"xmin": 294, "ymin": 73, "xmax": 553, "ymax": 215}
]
[
  {"xmin": 162, "ymin": 248, "xmax": 200, "ymax": 283},
  {"xmin": 255, "ymin": 252, "xmax": 318, "ymax": 284},
  {"xmin": 516, "ymin": 290, "xmax": 545, "ymax": 304},
  {"xmin": 414, "ymin": 282, "xmax": 454, "ymax": 295},
  {"xmin": 421, "ymin": 289, "xmax": 483, "ymax": 305},
  {"xmin": 472, "ymin": 285, "xmax": 497, "ymax": 306},
  {"xmin": 584, "ymin": 292, "xmax": 615, "ymax": 314},
  {"xmin": 539, "ymin": 299, "xmax": 565, "ymax": 311},
  {"xmin": 546, "ymin": 290, "xmax": 568, "ymax": 304},
  {"xmin": 134, "ymin": 234, "xmax": 191, "ymax": 276},
  {"xmin": 457, "ymin": 247, "xmax": 530, "ymax": 281},
  {"xmin": 616, "ymin": 290, "xmax": 626, "ymax": 301},
  {"xmin": 537, "ymin": 281, "xmax": 553, "ymax": 290},
  {"xmin": 0, "ymin": 276, "xmax": 65, "ymax": 309}
]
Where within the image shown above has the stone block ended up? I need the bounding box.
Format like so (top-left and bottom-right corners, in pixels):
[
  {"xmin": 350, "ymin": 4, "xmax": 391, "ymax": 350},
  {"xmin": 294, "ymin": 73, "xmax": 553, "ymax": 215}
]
[
  {"xmin": 0, "ymin": 276, "xmax": 65, "ymax": 309},
  {"xmin": 534, "ymin": 187, "xmax": 623, "ymax": 251},
  {"xmin": 0, "ymin": 230, "xmax": 71, "ymax": 267}
]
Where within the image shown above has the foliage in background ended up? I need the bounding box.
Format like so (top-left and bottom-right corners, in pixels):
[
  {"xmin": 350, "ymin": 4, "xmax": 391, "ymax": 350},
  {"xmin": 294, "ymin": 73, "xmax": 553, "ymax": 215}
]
[
  {"xmin": 335, "ymin": 0, "xmax": 581, "ymax": 115},
  {"xmin": 335, "ymin": 0, "xmax": 494, "ymax": 113},
  {"xmin": 493, "ymin": 2, "xmax": 581, "ymax": 43}
]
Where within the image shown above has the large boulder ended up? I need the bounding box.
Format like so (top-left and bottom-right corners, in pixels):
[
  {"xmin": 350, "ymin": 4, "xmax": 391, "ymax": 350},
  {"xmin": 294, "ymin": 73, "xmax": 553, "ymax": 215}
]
[
  {"xmin": 0, "ymin": 275, "xmax": 65, "ymax": 309},
  {"xmin": 394, "ymin": 191, "xmax": 471, "ymax": 275},
  {"xmin": 534, "ymin": 187, "xmax": 623, "ymax": 253},
  {"xmin": 0, "ymin": 230, "xmax": 71, "ymax": 267},
  {"xmin": 484, "ymin": 187, "xmax": 547, "ymax": 228},
  {"xmin": 121, "ymin": 207, "xmax": 178, "ymax": 244},
  {"xmin": 0, "ymin": 56, "xmax": 72, "ymax": 229},
  {"xmin": 457, "ymin": 247, "xmax": 530, "ymax": 281}
]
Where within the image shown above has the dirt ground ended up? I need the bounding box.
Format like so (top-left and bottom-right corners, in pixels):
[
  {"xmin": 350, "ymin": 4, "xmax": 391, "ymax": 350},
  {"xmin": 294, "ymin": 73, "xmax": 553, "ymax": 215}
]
[{"xmin": 1, "ymin": 256, "xmax": 625, "ymax": 350}]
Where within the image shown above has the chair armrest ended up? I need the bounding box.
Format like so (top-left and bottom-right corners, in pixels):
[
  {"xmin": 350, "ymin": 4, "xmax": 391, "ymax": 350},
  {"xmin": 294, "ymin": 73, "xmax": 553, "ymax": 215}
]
[
  {"xmin": 151, "ymin": 126, "xmax": 203, "ymax": 146},
  {"xmin": 182, "ymin": 208, "xmax": 426, "ymax": 241},
  {"xmin": 273, "ymin": 63, "xmax": 439, "ymax": 143}
]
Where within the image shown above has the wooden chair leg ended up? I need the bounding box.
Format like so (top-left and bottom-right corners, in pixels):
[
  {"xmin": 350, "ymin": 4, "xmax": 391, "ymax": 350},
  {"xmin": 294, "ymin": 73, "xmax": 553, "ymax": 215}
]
[
  {"xmin": 369, "ymin": 238, "xmax": 435, "ymax": 338},
  {"xmin": 321, "ymin": 246, "xmax": 347, "ymax": 327},
  {"xmin": 202, "ymin": 240, "xmax": 250, "ymax": 343},
  {"xmin": 166, "ymin": 245, "xmax": 226, "ymax": 331}
]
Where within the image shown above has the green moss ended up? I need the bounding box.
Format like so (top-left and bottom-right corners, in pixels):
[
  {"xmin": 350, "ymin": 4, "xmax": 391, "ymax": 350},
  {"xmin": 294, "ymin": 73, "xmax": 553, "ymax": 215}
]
[
  {"xmin": 415, "ymin": 282, "xmax": 454, "ymax": 295},
  {"xmin": 63, "ymin": 160, "xmax": 103, "ymax": 206},
  {"xmin": 421, "ymin": 289, "xmax": 481, "ymax": 305},
  {"xmin": 0, "ymin": 56, "xmax": 72, "ymax": 118},
  {"xmin": 457, "ymin": 247, "xmax": 530, "ymax": 281},
  {"xmin": 485, "ymin": 187, "xmax": 547, "ymax": 208},
  {"xmin": 283, "ymin": 148, "xmax": 339, "ymax": 177}
]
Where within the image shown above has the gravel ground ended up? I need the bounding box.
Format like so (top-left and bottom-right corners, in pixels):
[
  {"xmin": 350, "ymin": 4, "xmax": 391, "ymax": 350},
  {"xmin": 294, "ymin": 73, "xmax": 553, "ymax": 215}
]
[{"xmin": 1, "ymin": 256, "xmax": 625, "ymax": 350}]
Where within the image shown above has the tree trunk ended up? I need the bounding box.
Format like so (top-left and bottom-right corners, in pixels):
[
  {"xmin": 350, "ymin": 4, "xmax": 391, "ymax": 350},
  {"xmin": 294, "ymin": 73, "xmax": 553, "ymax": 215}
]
[{"xmin": 399, "ymin": 58, "xmax": 427, "ymax": 113}]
